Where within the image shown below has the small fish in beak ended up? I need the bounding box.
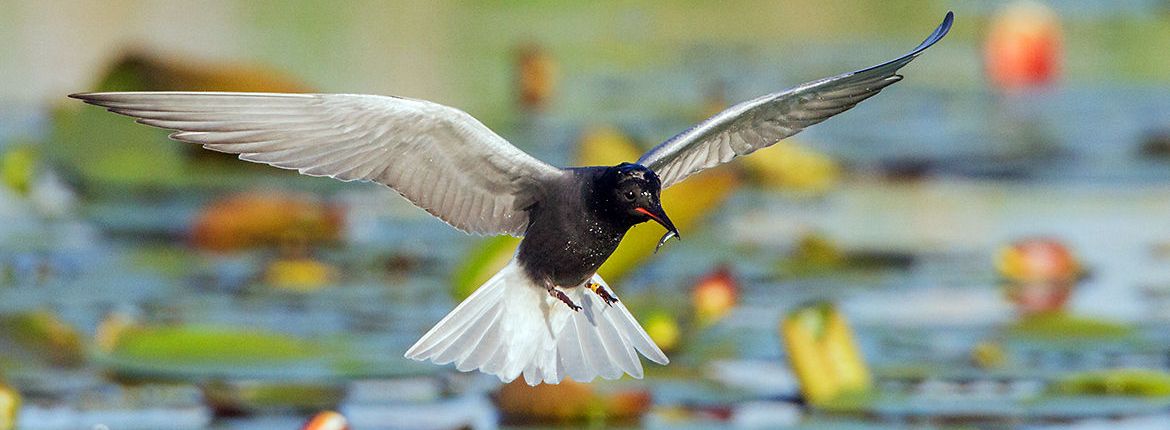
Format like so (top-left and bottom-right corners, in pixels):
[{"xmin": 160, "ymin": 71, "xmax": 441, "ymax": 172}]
[
  {"xmin": 635, "ymin": 206, "xmax": 680, "ymax": 253},
  {"xmin": 655, "ymin": 229, "xmax": 679, "ymax": 253}
]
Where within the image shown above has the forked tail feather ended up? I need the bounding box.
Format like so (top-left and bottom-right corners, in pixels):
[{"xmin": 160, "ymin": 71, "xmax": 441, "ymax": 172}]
[{"xmin": 404, "ymin": 259, "xmax": 668, "ymax": 385}]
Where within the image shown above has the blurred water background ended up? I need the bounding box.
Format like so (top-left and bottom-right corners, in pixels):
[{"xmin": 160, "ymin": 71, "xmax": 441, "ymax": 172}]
[{"xmin": 4, "ymin": 1, "xmax": 1170, "ymax": 429}]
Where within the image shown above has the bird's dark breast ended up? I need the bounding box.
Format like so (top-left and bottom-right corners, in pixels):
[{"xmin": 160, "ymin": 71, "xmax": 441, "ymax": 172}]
[
  {"xmin": 516, "ymin": 167, "xmax": 628, "ymax": 287},
  {"xmin": 517, "ymin": 218, "xmax": 626, "ymax": 287}
]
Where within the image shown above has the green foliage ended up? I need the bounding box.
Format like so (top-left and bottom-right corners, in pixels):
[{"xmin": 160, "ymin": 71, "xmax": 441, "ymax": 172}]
[
  {"xmin": 48, "ymin": 105, "xmax": 186, "ymax": 188},
  {"xmin": 111, "ymin": 326, "xmax": 322, "ymax": 365},
  {"xmin": 1053, "ymin": 369, "xmax": 1170, "ymax": 397},
  {"xmin": 126, "ymin": 245, "xmax": 196, "ymax": 278},
  {"xmin": 1, "ymin": 144, "xmax": 37, "ymax": 196},
  {"xmin": 788, "ymin": 301, "xmax": 834, "ymax": 339},
  {"xmin": 451, "ymin": 235, "xmax": 520, "ymax": 300},
  {"xmin": 202, "ymin": 380, "xmax": 344, "ymax": 412},
  {"xmin": 0, "ymin": 379, "xmax": 19, "ymax": 430},
  {"xmin": 1006, "ymin": 312, "xmax": 1133, "ymax": 341},
  {"xmin": 816, "ymin": 390, "xmax": 879, "ymax": 413},
  {"xmin": 0, "ymin": 311, "xmax": 85, "ymax": 367},
  {"xmin": 775, "ymin": 234, "xmax": 856, "ymax": 278}
]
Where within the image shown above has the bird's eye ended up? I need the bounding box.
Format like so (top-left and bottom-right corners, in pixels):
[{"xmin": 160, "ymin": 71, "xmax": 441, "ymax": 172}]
[{"xmin": 624, "ymin": 190, "xmax": 636, "ymax": 201}]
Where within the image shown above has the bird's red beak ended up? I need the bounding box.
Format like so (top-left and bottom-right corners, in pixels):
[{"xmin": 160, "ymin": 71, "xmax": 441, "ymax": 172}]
[{"xmin": 635, "ymin": 206, "xmax": 680, "ymax": 253}]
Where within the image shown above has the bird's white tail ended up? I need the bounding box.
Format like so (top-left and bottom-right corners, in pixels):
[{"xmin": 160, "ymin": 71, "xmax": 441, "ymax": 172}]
[{"xmin": 405, "ymin": 259, "xmax": 668, "ymax": 385}]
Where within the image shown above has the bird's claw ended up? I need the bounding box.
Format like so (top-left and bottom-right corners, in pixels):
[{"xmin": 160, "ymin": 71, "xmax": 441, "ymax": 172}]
[
  {"xmin": 548, "ymin": 287, "xmax": 582, "ymax": 312},
  {"xmin": 588, "ymin": 281, "xmax": 618, "ymax": 307}
]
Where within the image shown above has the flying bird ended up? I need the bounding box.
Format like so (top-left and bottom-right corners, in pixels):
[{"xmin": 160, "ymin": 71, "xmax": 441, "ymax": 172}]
[{"xmin": 71, "ymin": 12, "xmax": 952, "ymax": 385}]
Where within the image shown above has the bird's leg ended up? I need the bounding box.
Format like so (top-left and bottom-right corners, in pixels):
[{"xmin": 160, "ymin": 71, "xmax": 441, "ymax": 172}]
[
  {"xmin": 545, "ymin": 283, "xmax": 581, "ymax": 312},
  {"xmin": 587, "ymin": 280, "xmax": 618, "ymax": 307}
]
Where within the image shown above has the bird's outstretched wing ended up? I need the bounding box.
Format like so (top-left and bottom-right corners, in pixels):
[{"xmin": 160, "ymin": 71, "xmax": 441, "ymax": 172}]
[
  {"xmin": 71, "ymin": 92, "xmax": 563, "ymax": 236},
  {"xmin": 638, "ymin": 11, "xmax": 953, "ymax": 189}
]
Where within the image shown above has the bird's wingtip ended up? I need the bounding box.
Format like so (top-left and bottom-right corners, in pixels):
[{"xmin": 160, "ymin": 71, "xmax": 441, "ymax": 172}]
[
  {"xmin": 913, "ymin": 10, "xmax": 954, "ymax": 54},
  {"xmin": 68, "ymin": 92, "xmax": 116, "ymax": 104},
  {"xmin": 941, "ymin": 11, "xmax": 955, "ymax": 34}
]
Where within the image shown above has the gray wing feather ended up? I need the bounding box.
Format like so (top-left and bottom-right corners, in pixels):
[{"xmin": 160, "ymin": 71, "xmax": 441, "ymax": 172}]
[
  {"xmin": 70, "ymin": 92, "xmax": 563, "ymax": 236},
  {"xmin": 639, "ymin": 11, "xmax": 953, "ymax": 188}
]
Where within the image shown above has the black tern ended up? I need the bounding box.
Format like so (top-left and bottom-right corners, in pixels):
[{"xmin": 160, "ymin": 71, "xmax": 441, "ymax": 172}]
[{"xmin": 71, "ymin": 11, "xmax": 952, "ymax": 385}]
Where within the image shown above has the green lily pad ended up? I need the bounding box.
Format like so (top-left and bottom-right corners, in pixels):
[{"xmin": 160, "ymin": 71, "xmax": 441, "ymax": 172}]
[
  {"xmin": 110, "ymin": 325, "xmax": 322, "ymax": 366},
  {"xmin": 202, "ymin": 379, "xmax": 345, "ymax": 414},
  {"xmin": 1052, "ymin": 369, "xmax": 1170, "ymax": 397},
  {"xmin": 1005, "ymin": 313, "xmax": 1134, "ymax": 342},
  {"xmin": 98, "ymin": 325, "xmax": 434, "ymax": 382},
  {"xmin": 0, "ymin": 311, "xmax": 85, "ymax": 368}
]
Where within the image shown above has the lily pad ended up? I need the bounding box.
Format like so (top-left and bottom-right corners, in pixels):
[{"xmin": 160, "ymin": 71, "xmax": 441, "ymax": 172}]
[
  {"xmin": 109, "ymin": 325, "xmax": 322, "ymax": 366},
  {"xmin": 1005, "ymin": 313, "xmax": 1134, "ymax": 342},
  {"xmin": 0, "ymin": 311, "xmax": 84, "ymax": 367},
  {"xmin": 97, "ymin": 325, "xmax": 433, "ymax": 382},
  {"xmin": 1052, "ymin": 369, "xmax": 1170, "ymax": 397}
]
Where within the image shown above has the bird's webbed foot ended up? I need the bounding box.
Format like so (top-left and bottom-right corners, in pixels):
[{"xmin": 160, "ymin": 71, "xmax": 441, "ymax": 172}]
[
  {"xmin": 546, "ymin": 285, "xmax": 582, "ymax": 312},
  {"xmin": 587, "ymin": 281, "xmax": 618, "ymax": 307}
]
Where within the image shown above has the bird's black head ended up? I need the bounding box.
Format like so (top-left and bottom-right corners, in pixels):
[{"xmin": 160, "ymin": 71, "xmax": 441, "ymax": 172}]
[{"xmin": 598, "ymin": 162, "xmax": 680, "ymax": 251}]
